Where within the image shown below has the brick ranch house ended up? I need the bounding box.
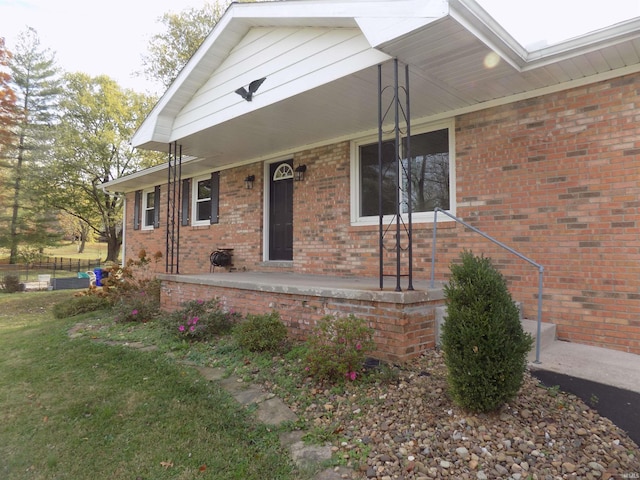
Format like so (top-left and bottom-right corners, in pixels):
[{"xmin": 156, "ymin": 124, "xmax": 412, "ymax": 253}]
[{"xmin": 103, "ymin": 0, "xmax": 640, "ymax": 362}]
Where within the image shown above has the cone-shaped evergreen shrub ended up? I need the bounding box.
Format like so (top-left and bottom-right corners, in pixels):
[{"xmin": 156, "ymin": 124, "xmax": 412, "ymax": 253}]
[{"xmin": 441, "ymin": 251, "xmax": 534, "ymax": 413}]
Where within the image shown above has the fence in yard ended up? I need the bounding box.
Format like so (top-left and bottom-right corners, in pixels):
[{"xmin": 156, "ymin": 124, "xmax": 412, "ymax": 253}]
[{"xmin": 0, "ymin": 257, "xmax": 103, "ymax": 283}]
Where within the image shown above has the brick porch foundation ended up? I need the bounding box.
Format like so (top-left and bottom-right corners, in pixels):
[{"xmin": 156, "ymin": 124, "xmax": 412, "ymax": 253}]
[{"xmin": 158, "ymin": 272, "xmax": 445, "ymax": 363}]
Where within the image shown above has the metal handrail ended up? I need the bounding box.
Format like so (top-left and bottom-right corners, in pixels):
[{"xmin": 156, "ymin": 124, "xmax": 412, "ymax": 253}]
[{"xmin": 430, "ymin": 208, "xmax": 545, "ymax": 363}]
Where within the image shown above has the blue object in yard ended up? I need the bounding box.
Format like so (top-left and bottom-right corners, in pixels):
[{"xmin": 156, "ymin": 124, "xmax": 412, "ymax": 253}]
[{"xmin": 94, "ymin": 268, "xmax": 103, "ymax": 287}]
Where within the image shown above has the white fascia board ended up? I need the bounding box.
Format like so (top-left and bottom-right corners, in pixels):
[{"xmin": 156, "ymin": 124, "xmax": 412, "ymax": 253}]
[
  {"xmin": 230, "ymin": 0, "xmax": 447, "ymax": 22},
  {"xmin": 519, "ymin": 17, "xmax": 640, "ymax": 70},
  {"xmin": 451, "ymin": 0, "xmax": 640, "ymax": 72},
  {"xmin": 354, "ymin": 0, "xmax": 448, "ymax": 47},
  {"xmin": 449, "ymin": 0, "xmax": 528, "ymax": 70}
]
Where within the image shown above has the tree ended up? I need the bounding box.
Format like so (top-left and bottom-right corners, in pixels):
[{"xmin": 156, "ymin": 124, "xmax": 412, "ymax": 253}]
[
  {"xmin": 0, "ymin": 38, "xmax": 18, "ymax": 240},
  {"xmin": 0, "ymin": 37, "xmax": 17, "ymax": 160},
  {"xmin": 3, "ymin": 28, "xmax": 61, "ymax": 264},
  {"xmin": 141, "ymin": 1, "xmax": 232, "ymax": 88},
  {"xmin": 42, "ymin": 73, "xmax": 164, "ymax": 262}
]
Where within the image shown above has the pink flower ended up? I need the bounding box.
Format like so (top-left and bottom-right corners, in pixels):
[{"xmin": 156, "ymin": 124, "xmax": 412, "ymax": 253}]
[
  {"xmin": 189, "ymin": 326, "xmax": 195, "ymax": 332},
  {"xmin": 131, "ymin": 309, "xmax": 138, "ymax": 315},
  {"xmin": 197, "ymin": 299, "xmax": 204, "ymax": 304},
  {"xmin": 192, "ymin": 317, "xmax": 199, "ymax": 324},
  {"xmin": 178, "ymin": 325, "xmax": 185, "ymax": 332},
  {"xmin": 355, "ymin": 342, "xmax": 362, "ymax": 350},
  {"xmin": 346, "ymin": 371, "xmax": 357, "ymax": 381}
]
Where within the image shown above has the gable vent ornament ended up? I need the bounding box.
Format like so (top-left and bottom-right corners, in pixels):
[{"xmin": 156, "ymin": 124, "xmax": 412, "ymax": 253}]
[{"xmin": 235, "ymin": 77, "xmax": 266, "ymax": 101}]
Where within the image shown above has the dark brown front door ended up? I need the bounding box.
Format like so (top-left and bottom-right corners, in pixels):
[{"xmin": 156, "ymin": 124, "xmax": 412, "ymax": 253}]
[{"xmin": 269, "ymin": 161, "xmax": 293, "ymax": 260}]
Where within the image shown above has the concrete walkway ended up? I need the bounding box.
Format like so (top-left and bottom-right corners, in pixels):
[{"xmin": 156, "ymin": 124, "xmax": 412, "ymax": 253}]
[
  {"xmin": 529, "ymin": 340, "xmax": 640, "ymax": 395},
  {"xmin": 529, "ymin": 340, "xmax": 640, "ymax": 445}
]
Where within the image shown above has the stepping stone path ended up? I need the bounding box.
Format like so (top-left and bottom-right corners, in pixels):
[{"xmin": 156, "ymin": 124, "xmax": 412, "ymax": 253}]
[{"xmin": 71, "ymin": 325, "xmax": 353, "ymax": 479}]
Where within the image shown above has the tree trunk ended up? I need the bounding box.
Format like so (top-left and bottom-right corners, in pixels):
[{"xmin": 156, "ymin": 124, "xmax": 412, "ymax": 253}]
[
  {"xmin": 9, "ymin": 132, "xmax": 25, "ymax": 264},
  {"xmin": 106, "ymin": 235, "xmax": 121, "ymax": 263},
  {"xmin": 76, "ymin": 223, "xmax": 89, "ymax": 253}
]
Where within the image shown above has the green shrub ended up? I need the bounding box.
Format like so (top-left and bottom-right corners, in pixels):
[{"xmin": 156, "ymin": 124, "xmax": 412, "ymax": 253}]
[
  {"xmin": 441, "ymin": 251, "xmax": 534, "ymax": 413},
  {"xmin": 162, "ymin": 298, "xmax": 240, "ymax": 341},
  {"xmin": 305, "ymin": 314, "xmax": 375, "ymax": 383},
  {"xmin": 112, "ymin": 278, "xmax": 161, "ymax": 323},
  {"xmin": 0, "ymin": 274, "xmax": 23, "ymax": 293},
  {"xmin": 234, "ymin": 311, "xmax": 288, "ymax": 352},
  {"xmin": 52, "ymin": 295, "xmax": 112, "ymax": 319}
]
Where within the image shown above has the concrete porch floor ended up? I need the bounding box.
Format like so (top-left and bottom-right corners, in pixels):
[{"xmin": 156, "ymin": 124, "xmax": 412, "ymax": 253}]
[{"xmin": 158, "ymin": 270, "xmax": 446, "ymax": 302}]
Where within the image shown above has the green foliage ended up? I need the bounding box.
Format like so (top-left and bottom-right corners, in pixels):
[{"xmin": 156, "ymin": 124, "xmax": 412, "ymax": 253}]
[
  {"xmin": 52, "ymin": 294, "xmax": 111, "ymax": 318},
  {"xmin": 304, "ymin": 314, "xmax": 375, "ymax": 383},
  {"xmin": 163, "ymin": 298, "xmax": 240, "ymax": 341},
  {"xmin": 44, "ymin": 73, "xmax": 163, "ymax": 262},
  {"xmin": 111, "ymin": 278, "xmax": 161, "ymax": 323},
  {"xmin": 234, "ymin": 311, "xmax": 288, "ymax": 353},
  {"xmin": 3, "ymin": 27, "xmax": 62, "ymax": 263},
  {"xmin": 441, "ymin": 251, "xmax": 534, "ymax": 413},
  {"xmin": 141, "ymin": 1, "xmax": 231, "ymax": 88},
  {"xmin": 0, "ymin": 274, "xmax": 23, "ymax": 293}
]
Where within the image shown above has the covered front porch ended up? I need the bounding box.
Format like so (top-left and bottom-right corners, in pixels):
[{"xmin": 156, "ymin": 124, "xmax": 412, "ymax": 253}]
[{"xmin": 158, "ymin": 271, "xmax": 445, "ymax": 362}]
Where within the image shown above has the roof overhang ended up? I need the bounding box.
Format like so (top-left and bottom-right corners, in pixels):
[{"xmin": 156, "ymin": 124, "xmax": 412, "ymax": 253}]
[{"xmin": 103, "ymin": 0, "xmax": 640, "ymax": 193}]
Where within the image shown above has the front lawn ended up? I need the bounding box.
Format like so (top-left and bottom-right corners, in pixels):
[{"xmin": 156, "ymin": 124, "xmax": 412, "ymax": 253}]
[{"xmin": 0, "ymin": 292, "xmax": 297, "ymax": 480}]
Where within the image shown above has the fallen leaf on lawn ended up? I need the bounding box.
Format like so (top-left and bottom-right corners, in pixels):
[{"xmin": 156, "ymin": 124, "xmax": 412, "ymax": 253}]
[
  {"xmin": 160, "ymin": 461, "xmax": 173, "ymax": 469},
  {"xmin": 43, "ymin": 416, "xmax": 48, "ymax": 423},
  {"xmin": 199, "ymin": 465, "xmax": 207, "ymax": 472}
]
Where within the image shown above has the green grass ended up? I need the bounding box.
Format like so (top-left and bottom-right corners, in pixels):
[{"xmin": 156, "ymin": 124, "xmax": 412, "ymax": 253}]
[
  {"xmin": 0, "ymin": 242, "xmax": 106, "ymax": 263},
  {"xmin": 42, "ymin": 241, "xmax": 105, "ymax": 260},
  {"xmin": 0, "ymin": 292, "xmax": 297, "ymax": 480}
]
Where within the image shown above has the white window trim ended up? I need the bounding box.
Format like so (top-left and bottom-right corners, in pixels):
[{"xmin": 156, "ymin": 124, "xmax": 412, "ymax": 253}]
[
  {"xmin": 141, "ymin": 188, "xmax": 155, "ymax": 230},
  {"xmin": 350, "ymin": 119, "xmax": 456, "ymax": 226},
  {"xmin": 191, "ymin": 174, "xmax": 212, "ymax": 226}
]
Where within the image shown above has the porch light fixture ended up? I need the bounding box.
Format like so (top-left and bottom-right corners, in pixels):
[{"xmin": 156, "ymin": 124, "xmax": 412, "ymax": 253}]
[
  {"xmin": 244, "ymin": 175, "xmax": 255, "ymax": 189},
  {"xmin": 294, "ymin": 164, "xmax": 307, "ymax": 182}
]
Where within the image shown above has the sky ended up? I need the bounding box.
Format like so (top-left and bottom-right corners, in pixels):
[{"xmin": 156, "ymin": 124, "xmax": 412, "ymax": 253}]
[
  {"xmin": 0, "ymin": 0, "xmax": 213, "ymax": 94},
  {"xmin": 1, "ymin": 0, "xmax": 639, "ymax": 95}
]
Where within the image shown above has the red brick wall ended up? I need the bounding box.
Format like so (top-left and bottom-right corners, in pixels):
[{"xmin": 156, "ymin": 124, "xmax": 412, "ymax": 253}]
[
  {"xmin": 125, "ymin": 72, "xmax": 640, "ymax": 355},
  {"xmin": 159, "ymin": 278, "xmax": 442, "ymax": 363},
  {"xmin": 451, "ymin": 73, "xmax": 640, "ymax": 354}
]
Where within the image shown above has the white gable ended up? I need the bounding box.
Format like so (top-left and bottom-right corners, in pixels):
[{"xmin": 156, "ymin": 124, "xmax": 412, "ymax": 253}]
[{"xmin": 171, "ymin": 26, "xmax": 390, "ymax": 146}]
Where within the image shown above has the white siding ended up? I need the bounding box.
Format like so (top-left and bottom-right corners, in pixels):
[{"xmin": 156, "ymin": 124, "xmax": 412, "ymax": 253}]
[{"xmin": 171, "ymin": 27, "xmax": 388, "ymax": 141}]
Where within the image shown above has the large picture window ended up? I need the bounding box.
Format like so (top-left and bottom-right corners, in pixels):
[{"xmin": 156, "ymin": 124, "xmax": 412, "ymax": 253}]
[{"xmin": 352, "ymin": 122, "xmax": 454, "ymax": 224}]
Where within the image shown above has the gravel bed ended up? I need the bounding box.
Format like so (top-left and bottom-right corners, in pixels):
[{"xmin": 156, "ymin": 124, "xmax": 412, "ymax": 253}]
[{"xmin": 264, "ymin": 350, "xmax": 640, "ymax": 479}]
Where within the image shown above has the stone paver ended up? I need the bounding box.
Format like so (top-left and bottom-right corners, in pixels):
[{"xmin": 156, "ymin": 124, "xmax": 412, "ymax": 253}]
[{"xmin": 71, "ymin": 323, "xmax": 355, "ymax": 479}]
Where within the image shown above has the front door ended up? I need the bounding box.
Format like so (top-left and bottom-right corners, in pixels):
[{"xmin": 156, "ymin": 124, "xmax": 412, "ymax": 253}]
[{"xmin": 269, "ymin": 161, "xmax": 294, "ymax": 260}]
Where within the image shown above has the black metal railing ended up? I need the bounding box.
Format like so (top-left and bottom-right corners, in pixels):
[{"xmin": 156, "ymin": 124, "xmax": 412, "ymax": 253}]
[{"xmin": 430, "ymin": 208, "xmax": 545, "ymax": 363}]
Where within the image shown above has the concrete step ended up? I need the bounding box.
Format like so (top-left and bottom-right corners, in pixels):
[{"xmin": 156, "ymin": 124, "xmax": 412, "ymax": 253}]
[
  {"xmin": 522, "ymin": 318, "xmax": 557, "ymax": 362},
  {"xmin": 435, "ymin": 305, "xmax": 556, "ymax": 362}
]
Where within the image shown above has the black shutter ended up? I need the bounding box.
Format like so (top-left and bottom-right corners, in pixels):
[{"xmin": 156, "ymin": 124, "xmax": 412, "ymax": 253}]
[
  {"xmin": 210, "ymin": 172, "xmax": 220, "ymax": 224},
  {"xmin": 153, "ymin": 185, "xmax": 161, "ymax": 228},
  {"xmin": 133, "ymin": 190, "xmax": 141, "ymax": 230},
  {"xmin": 181, "ymin": 178, "xmax": 190, "ymax": 226}
]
